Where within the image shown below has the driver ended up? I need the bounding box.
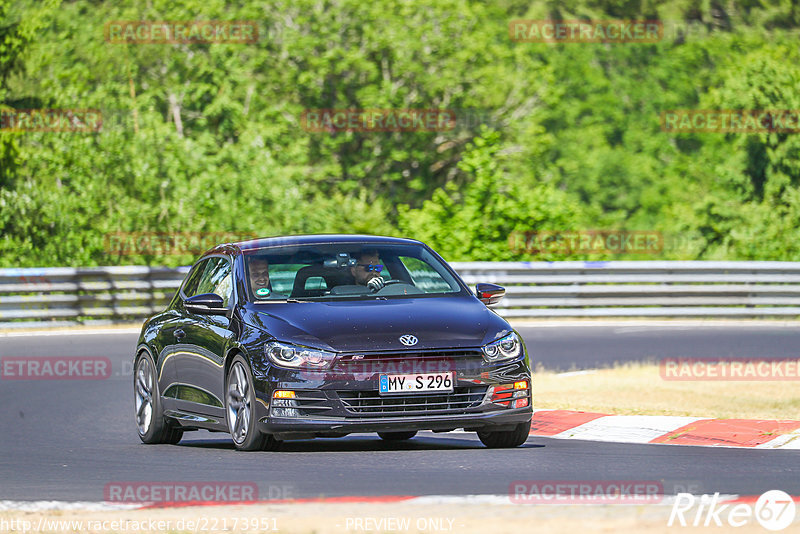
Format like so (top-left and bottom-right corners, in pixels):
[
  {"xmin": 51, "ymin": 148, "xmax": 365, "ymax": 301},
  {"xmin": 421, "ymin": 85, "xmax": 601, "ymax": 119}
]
[{"xmin": 350, "ymin": 250, "xmax": 386, "ymax": 292}]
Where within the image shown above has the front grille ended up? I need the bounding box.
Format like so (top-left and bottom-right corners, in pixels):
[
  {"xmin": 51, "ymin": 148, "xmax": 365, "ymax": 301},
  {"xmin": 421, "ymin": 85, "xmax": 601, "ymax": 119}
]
[
  {"xmin": 335, "ymin": 349, "xmax": 484, "ymax": 375},
  {"xmin": 337, "ymin": 386, "xmax": 488, "ymax": 417},
  {"xmin": 337, "ymin": 349, "xmax": 482, "ymax": 365}
]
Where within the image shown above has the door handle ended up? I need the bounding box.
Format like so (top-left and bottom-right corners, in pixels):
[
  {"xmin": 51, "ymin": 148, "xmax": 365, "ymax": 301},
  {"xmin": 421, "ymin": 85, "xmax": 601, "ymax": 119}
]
[{"xmin": 174, "ymin": 328, "xmax": 186, "ymax": 340}]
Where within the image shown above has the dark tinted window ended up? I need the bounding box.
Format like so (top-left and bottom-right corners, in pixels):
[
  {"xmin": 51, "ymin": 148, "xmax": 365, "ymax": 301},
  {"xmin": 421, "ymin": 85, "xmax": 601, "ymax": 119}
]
[
  {"xmin": 243, "ymin": 243, "xmax": 462, "ymax": 301},
  {"xmin": 195, "ymin": 257, "xmax": 233, "ymax": 306},
  {"xmin": 181, "ymin": 259, "xmax": 209, "ymax": 298}
]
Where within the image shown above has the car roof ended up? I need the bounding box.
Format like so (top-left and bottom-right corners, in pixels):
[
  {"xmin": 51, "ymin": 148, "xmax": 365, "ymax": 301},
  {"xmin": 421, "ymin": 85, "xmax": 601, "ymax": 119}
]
[{"xmin": 204, "ymin": 234, "xmax": 423, "ymax": 257}]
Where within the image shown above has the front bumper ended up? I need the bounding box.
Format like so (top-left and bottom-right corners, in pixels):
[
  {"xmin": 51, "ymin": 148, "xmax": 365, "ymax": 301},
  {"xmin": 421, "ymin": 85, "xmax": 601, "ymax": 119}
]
[
  {"xmin": 259, "ymin": 408, "xmax": 532, "ymax": 440},
  {"xmin": 251, "ymin": 350, "xmax": 532, "ymax": 440}
]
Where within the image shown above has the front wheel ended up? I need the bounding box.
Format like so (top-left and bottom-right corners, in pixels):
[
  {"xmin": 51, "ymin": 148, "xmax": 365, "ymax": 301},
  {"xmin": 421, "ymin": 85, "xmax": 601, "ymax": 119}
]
[
  {"xmin": 226, "ymin": 356, "xmax": 281, "ymax": 451},
  {"xmin": 477, "ymin": 420, "xmax": 531, "ymax": 448},
  {"xmin": 134, "ymin": 351, "xmax": 183, "ymax": 444}
]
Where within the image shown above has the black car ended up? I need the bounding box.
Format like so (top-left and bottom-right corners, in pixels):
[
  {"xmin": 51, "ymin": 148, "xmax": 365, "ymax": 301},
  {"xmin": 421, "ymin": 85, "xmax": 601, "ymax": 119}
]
[{"xmin": 134, "ymin": 235, "xmax": 532, "ymax": 450}]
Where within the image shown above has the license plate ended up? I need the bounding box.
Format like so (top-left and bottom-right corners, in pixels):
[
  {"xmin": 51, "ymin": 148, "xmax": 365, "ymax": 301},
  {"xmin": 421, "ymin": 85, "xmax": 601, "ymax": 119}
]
[{"xmin": 379, "ymin": 372, "xmax": 454, "ymax": 394}]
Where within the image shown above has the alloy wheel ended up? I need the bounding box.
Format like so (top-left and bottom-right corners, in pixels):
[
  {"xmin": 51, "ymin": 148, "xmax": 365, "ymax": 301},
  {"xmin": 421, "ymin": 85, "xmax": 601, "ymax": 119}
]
[
  {"xmin": 134, "ymin": 357, "xmax": 154, "ymax": 435},
  {"xmin": 227, "ymin": 361, "xmax": 251, "ymax": 444}
]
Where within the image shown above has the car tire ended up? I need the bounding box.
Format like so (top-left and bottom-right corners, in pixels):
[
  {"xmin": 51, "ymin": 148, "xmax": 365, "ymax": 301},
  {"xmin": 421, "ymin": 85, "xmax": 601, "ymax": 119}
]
[
  {"xmin": 477, "ymin": 420, "xmax": 531, "ymax": 448},
  {"xmin": 377, "ymin": 431, "xmax": 418, "ymax": 441},
  {"xmin": 226, "ymin": 355, "xmax": 281, "ymax": 451},
  {"xmin": 134, "ymin": 351, "xmax": 183, "ymax": 445}
]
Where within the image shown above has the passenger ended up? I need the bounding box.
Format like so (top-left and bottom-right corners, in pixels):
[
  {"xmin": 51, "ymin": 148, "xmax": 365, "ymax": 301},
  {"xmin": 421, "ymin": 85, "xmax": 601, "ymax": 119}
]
[
  {"xmin": 349, "ymin": 250, "xmax": 386, "ymax": 292},
  {"xmin": 249, "ymin": 257, "xmax": 274, "ymax": 298}
]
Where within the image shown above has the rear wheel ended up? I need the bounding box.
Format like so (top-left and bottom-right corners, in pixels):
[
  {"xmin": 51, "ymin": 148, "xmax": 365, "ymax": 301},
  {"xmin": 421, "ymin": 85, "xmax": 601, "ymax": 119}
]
[
  {"xmin": 134, "ymin": 352, "xmax": 183, "ymax": 444},
  {"xmin": 477, "ymin": 420, "xmax": 531, "ymax": 448},
  {"xmin": 226, "ymin": 356, "xmax": 281, "ymax": 451},
  {"xmin": 378, "ymin": 431, "xmax": 418, "ymax": 441}
]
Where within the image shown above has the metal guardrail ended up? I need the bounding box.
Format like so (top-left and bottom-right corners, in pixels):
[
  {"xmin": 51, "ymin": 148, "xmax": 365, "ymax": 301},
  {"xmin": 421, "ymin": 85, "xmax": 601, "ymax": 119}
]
[
  {"xmin": 455, "ymin": 261, "xmax": 800, "ymax": 317},
  {"xmin": 0, "ymin": 266, "xmax": 190, "ymax": 327},
  {"xmin": 2, "ymin": 261, "xmax": 800, "ymax": 327}
]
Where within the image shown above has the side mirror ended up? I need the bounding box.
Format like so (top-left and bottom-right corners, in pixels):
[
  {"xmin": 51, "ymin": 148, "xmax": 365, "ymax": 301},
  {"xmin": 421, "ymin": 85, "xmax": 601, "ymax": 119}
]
[
  {"xmin": 184, "ymin": 293, "xmax": 227, "ymax": 315},
  {"xmin": 476, "ymin": 283, "xmax": 505, "ymax": 306}
]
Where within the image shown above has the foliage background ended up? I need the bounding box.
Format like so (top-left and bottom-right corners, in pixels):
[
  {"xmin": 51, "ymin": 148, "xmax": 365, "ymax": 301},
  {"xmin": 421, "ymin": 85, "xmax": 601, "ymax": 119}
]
[{"xmin": 2, "ymin": 0, "xmax": 800, "ymax": 267}]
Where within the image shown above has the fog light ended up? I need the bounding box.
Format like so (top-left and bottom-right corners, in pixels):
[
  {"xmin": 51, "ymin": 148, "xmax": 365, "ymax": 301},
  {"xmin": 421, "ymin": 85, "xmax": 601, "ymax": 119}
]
[
  {"xmin": 271, "ymin": 390, "xmax": 300, "ymax": 417},
  {"xmin": 489, "ymin": 381, "xmax": 530, "ymax": 408}
]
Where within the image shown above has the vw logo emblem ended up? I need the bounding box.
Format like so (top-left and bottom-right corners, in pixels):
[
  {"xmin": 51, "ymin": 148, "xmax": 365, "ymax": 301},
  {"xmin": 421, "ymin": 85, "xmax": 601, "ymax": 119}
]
[{"xmin": 399, "ymin": 335, "xmax": 418, "ymax": 346}]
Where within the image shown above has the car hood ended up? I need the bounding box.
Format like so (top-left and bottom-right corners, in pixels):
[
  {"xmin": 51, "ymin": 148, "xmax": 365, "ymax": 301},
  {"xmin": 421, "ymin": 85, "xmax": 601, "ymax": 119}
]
[{"xmin": 241, "ymin": 295, "xmax": 512, "ymax": 352}]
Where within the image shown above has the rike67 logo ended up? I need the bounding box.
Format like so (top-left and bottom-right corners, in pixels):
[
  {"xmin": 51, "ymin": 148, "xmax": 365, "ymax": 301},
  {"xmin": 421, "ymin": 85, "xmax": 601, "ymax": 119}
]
[{"xmin": 669, "ymin": 490, "xmax": 796, "ymax": 531}]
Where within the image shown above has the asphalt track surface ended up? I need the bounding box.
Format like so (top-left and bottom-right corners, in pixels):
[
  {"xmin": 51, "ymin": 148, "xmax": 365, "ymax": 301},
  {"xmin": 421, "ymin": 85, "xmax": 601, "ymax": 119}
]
[
  {"xmin": 519, "ymin": 322, "xmax": 800, "ymax": 371},
  {"xmin": 1, "ymin": 324, "xmax": 799, "ymax": 502}
]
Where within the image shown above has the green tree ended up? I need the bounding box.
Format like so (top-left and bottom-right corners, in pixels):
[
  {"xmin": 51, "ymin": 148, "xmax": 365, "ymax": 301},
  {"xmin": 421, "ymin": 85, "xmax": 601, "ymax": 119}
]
[{"xmin": 399, "ymin": 129, "xmax": 583, "ymax": 260}]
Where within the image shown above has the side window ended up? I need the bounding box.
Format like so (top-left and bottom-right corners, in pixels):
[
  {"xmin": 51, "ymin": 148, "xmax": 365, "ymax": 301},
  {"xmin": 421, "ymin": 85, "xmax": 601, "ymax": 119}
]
[
  {"xmin": 182, "ymin": 260, "xmax": 209, "ymax": 298},
  {"xmin": 195, "ymin": 257, "xmax": 233, "ymax": 307}
]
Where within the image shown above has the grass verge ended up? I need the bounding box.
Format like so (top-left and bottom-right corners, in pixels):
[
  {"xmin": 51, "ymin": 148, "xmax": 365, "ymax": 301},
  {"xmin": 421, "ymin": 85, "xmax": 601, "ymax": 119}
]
[{"xmin": 534, "ymin": 362, "xmax": 800, "ymax": 419}]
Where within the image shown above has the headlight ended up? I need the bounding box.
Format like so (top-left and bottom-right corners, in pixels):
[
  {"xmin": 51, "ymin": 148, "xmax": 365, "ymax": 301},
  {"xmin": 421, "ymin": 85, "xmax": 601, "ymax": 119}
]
[
  {"xmin": 265, "ymin": 341, "xmax": 336, "ymax": 369},
  {"xmin": 481, "ymin": 332, "xmax": 522, "ymax": 363}
]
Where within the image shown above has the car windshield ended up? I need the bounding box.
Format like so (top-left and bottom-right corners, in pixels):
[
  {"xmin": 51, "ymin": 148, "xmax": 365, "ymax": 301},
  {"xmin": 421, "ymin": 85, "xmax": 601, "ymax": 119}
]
[{"xmin": 242, "ymin": 242, "xmax": 463, "ymax": 302}]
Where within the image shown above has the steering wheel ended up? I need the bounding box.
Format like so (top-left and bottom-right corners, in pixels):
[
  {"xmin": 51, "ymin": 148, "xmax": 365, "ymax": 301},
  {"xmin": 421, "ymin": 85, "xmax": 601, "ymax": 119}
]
[
  {"xmin": 369, "ymin": 279, "xmax": 403, "ymax": 292},
  {"xmin": 373, "ymin": 279, "xmax": 425, "ymax": 296}
]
